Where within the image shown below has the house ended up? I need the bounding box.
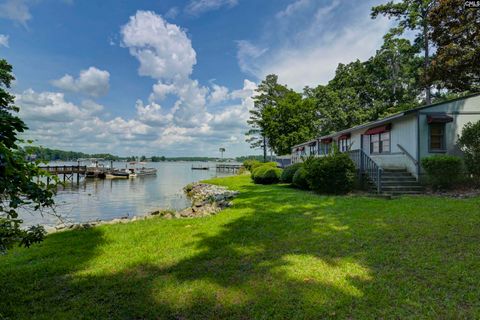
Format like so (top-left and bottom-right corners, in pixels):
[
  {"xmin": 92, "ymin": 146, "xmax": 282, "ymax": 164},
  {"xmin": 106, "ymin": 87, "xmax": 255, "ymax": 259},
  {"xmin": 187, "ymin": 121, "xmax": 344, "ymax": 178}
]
[{"xmin": 291, "ymin": 93, "xmax": 480, "ymax": 193}]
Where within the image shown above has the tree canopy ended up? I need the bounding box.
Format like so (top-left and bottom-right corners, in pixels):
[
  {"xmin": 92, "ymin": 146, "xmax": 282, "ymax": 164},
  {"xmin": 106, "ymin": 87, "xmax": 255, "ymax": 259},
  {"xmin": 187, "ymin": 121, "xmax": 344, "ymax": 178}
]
[{"xmin": 0, "ymin": 59, "xmax": 56, "ymax": 253}]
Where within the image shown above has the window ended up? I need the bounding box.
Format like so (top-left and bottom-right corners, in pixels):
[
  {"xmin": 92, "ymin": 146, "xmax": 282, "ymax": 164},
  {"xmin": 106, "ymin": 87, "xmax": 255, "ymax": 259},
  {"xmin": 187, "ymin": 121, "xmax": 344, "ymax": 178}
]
[
  {"xmin": 338, "ymin": 138, "xmax": 351, "ymax": 152},
  {"xmin": 429, "ymin": 123, "xmax": 446, "ymax": 152},
  {"xmin": 309, "ymin": 143, "xmax": 317, "ymax": 155},
  {"xmin": 370, "ymin": 132, "xmax": 390, "ymax": 154},
  {"xmin": 320, "ymin": 143, "xmax": 330, "ymax": 155}
]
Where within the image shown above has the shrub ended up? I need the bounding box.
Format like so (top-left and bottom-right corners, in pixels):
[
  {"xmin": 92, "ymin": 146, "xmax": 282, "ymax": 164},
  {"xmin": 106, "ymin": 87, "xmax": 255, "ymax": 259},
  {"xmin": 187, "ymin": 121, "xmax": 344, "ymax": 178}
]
[
  {"xmin": 303, "ymin": 153, "xmax": 356, "ymax": 194},
  {"xmin": 458, "ymin": 120, "xmax": 480, "ymax": 182},
  {"xmin": 252, "ymin": 161, "xmax": 277, "ymax": 170},
  {"xmin": 243, "ymin": 160, "xmax": 261, "ymax": 171},
  {"xmin": 280, "ymin": 163, "xmax": 302, "ymax": 183},
  {"xmin": 421, "ymin": 155, "xmax": 463, "ymax": 190},
  {"xmin": 251, "ymin": 165, "xmax": 283, "ymax": 184},
  {"xmin": 292, "ymin": 167, "xmax": 309, "ymax": 189}
]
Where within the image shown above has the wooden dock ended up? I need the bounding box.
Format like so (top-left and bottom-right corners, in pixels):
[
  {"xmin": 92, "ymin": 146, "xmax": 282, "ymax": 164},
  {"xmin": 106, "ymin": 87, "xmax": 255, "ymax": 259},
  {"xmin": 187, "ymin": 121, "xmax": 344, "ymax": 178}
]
[
  {"xmin": 39, "ymin": 165, "xmax": 87, "ymax": 184},
  {"xmin": 216, "ymin": 164, "xmax": 242, "ymax": 173}
]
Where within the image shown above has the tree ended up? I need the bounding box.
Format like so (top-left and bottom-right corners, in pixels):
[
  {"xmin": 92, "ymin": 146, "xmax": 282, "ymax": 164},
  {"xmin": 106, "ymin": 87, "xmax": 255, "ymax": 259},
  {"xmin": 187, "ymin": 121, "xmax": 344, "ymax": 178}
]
[
  {"xmin": 262, "ymin": 89, "xmax": 320, "ymax": 155},
  {"xmin": 246, "ymin": 75, "xmax": 287, "ymax": 161},
  {"xmin": 428, "ymin": 0, "xmax": 480, "ymax": 92},
  {"xmin": 372, "ymin": 0, "xmax": 437, "ymax": 104},
  {"xmin": 219, "ymin": 147, "xmax": 225, "ymax": 160},
  {"xmin": 0, "ymin": 59, "xmax": 56, "ymax": 253},
  {"xmin": 458, "ymin": 120, "xmax": 480, "ymax": 182}
]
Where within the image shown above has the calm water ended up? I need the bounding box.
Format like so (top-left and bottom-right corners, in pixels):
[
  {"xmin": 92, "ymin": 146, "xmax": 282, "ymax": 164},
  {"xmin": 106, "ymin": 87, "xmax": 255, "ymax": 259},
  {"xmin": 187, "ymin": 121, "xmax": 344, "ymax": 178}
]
[{"xmin": 21, "ymin": 161, "xmax": 234, "ymax": 227}]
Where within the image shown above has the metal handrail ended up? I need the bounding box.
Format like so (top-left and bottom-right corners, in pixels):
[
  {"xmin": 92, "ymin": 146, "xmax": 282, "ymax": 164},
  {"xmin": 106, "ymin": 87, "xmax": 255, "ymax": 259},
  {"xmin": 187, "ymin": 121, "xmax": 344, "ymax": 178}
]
[
  {"xmin": 397, "ymin": 144, "xmax": 418, "ymax": 166},
  {"xmin": 347, "ymin": 149, "xmax": 383, "ymax": 193}
]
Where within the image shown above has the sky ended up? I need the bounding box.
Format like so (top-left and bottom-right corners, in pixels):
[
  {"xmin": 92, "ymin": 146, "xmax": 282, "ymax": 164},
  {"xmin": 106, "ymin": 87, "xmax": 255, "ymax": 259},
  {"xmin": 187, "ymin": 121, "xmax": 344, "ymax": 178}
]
[{"xmin": 0, "ymin": 0, "xmax": 391, "ymax": 157}]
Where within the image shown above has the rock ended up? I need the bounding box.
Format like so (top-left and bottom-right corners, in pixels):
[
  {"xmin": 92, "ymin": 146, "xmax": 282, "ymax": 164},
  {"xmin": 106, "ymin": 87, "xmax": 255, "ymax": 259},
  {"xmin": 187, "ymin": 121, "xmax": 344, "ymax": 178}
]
[{"xmin": 150, "ymin": 210, "xmax": 160, "ymax": 216}]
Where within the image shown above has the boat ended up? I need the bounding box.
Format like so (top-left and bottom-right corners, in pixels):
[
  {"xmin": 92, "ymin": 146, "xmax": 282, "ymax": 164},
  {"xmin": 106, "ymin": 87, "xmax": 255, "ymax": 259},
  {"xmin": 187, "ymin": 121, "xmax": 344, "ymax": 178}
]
[
  {"xmin": 127, "ymin": 162, "xmax": 157, "ymax": 177},
  {"xmin": 105, "ymin": 170, "xmax": 129, "ymax": 179},
  {"xmin": 192, "ymin": 165, "xmax": 210, "ymax": 170}
]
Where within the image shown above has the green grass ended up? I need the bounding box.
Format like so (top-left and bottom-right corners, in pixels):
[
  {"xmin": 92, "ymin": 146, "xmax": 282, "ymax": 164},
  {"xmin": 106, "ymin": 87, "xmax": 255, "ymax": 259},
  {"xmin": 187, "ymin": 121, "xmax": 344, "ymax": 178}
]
[{"xmin": 1, "ymin": 175, "xmax": 480, "ymax": 319}]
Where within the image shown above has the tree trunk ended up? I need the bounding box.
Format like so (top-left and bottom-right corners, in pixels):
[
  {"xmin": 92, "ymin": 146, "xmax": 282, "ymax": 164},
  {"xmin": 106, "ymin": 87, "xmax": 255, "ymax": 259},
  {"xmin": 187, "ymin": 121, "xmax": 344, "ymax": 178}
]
[
  {"xmin": 423, "ymin": 10, "xmax": 431, "ymax": 105},
  {"xmin": 263, "ymin": 136, "xmax": 267, "ymax": 162}
]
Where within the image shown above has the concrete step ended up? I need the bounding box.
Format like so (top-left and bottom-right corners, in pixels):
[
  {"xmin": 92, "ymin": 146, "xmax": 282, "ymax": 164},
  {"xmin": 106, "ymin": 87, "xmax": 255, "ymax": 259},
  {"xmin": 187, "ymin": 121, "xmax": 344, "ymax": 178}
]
[
  {"xmin": 381, "ymin": 181, "xmax": 421, "ymax": 186},
  {"xmin": 385, "ymin": 190, "xmax": 424, "ymax": 195},
  {"xmin": 383, "ymin": 168, "xmax": 409, "ymax": 172},
  {"xmin": 382, "ymin": 186, "xmax": 425, "ymax": 191},
  {"xmin": 381, "ymin": 176, "xmax": 417, "ymax": 182},
  {"xmin": 382, "ymin": 172, "xmax": 414, "ymax": 177}
]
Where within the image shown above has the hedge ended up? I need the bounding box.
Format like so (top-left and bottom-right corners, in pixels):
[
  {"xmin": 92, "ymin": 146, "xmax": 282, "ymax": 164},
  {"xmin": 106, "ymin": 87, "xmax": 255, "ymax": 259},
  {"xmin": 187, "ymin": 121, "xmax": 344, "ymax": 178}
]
[
  {"xmin": 251, "ymin": 165, "xmax": 283, "ymax": 184},
  {"xmin": 292, "ymin": 167, "xmax": 309, "ymax": 190},
  {"xmin": 303, "ymin": 153, "xmax": 356, "ymax": 194},
  {"xmin": 280, "ymin": 163, "xmax": 303, "ymax": 183},
  {"xmin": 421, "ymin": 155, "xmax": 463, "ymax": 189}
]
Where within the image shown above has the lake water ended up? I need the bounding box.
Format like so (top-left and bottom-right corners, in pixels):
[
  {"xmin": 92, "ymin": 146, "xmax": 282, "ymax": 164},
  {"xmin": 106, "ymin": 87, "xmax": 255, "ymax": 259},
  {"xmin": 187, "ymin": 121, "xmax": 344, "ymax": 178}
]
[{"xmin": 20, "ymin": 161, "xmax": 235, "ymax": 227}]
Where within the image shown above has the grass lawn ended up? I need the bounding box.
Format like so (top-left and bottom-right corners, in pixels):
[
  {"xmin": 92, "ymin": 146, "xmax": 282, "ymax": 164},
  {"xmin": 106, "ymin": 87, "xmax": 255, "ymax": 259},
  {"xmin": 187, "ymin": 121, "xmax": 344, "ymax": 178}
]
[{"xmin": 1, "ymin": 175, "xmax": 480, "ymax": 319}]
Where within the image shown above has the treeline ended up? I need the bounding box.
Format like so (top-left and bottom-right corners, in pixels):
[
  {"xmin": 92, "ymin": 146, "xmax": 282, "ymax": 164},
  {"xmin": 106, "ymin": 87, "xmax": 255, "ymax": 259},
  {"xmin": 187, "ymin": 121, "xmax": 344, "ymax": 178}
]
[
  {"xmin": 25, "ymin": 146, "xmax": 257, "ymax": 163},
  {"xmin": 236, "ymin": 155, "xmax": 271, "ymax": 162},
  {"xmin": 247, "ymin": 0, "xmax": 479, "ymax": 156},
  {"xmin": 24, "ymin": 146, "xmax": 122, "ymax": 161}
]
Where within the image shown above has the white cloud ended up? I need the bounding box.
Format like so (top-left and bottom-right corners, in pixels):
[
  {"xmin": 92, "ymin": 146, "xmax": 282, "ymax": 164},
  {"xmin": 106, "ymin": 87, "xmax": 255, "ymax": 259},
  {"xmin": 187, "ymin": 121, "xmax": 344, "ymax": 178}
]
[
  {"xmin": 185, "ymin": 0, "xmax": 238, "ymax": 15},
  {"xmin": 276, "ymin": 0, "xmax": 311, "ymax": 18},
  {"xmin": 121, "ymin": 10, "xmax": 196, "ymax": 81},
  {"xmin": 236, "ymin": 40, "xmax": 268, "ymax": 76},
  {"xmin": 52, "ymin": 67, "xmax": 110, "ymax": 97},
  {"xmin": 237, "ymin": 0, "xmax": 391, "ymax": 90},
  {"xmin": 0, "ymin": 34, "xmax": 9, "ymax": 48},
  {"xmin": 0, "ymin": 0, "xmax": 31, "ymax": 26},
  {"xmin": 208, "ymin": 84, "xmax": 229, "ymax": 105},
  {"xmin": 150, "ymin": 82, "xmax": 176, "ymax": 101},
  {"xmin": 135, "ymin": 100, "xmax": 173, "ymax": 126},
  {"xmin": 16, "ymin": 89, "xmax": 90, "ymax": 122},
  {"xmin": 165, "ymin": 7, "xmax": 179, "ymax": 19}
]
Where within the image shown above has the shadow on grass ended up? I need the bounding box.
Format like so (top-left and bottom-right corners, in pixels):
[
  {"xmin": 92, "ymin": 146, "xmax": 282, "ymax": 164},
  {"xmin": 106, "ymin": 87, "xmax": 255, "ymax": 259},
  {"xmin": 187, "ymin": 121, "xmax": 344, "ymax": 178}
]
[{"xmin": 1, "ymin": 181, "xmax": 480, "ymax": 319}]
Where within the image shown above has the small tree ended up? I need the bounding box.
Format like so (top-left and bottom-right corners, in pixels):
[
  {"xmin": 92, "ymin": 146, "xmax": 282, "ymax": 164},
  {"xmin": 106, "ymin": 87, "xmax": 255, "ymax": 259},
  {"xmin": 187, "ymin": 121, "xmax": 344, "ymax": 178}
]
[
  {"xmin": 458, "ymin": 120, "xmax": 480, "ymax": 182},
  {"xmin": 0, "ymin": 59, "xmax": 56, "ymax": 253},
  {"xmin": 219, "ymin": 147, "xmax": 225, "ymax": 160}
]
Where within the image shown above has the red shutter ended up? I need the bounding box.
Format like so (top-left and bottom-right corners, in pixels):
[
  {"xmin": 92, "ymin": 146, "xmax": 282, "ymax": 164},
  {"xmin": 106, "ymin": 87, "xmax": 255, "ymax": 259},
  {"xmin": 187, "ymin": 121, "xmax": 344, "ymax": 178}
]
[
  {"xmin": 338, "ymin": 133, "xmax": 351, "ymax": 140},
  {"xmin": 427, "ymin": 114, "xmax": 453, "ymax": 124},
  {"xmin": 365, "ymin": 124, "xmax": 391, "ymax": 135}
]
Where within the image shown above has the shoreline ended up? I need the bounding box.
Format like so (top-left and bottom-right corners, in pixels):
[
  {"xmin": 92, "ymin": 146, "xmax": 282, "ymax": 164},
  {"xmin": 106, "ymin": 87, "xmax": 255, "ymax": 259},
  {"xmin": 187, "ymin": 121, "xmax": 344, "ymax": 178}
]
[{"xmin": 45, "ymin": 182, "xmax": 239, "ymax": 233}]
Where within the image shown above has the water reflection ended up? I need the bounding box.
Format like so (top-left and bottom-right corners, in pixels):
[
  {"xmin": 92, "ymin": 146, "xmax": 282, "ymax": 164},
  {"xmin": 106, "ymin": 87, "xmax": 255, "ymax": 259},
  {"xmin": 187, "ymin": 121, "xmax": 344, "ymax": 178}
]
[{"xmin": 21, "ymin": 161, "xmax": 234, "ymax": 226}]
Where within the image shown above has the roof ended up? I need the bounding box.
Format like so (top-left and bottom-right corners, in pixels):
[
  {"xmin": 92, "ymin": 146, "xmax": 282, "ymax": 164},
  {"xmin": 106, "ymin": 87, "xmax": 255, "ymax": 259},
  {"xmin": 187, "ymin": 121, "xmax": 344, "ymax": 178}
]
[{"xmin": 292, "ymin": 92, "xmax": 480, "ymax": 149}]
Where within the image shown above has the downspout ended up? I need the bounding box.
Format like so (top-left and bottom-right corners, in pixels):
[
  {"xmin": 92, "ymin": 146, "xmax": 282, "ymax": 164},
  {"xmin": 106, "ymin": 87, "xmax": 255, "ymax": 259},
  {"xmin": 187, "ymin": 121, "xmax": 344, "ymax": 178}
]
[{"xmin": 416, "ymin": 112, "xmax": 421, "ymax": 180}]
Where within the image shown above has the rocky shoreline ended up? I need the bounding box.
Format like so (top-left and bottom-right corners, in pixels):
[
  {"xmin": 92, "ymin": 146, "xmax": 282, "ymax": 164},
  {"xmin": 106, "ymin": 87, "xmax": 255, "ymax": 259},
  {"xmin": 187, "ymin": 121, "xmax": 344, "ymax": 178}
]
[{"xmin": 48, "ymin": 183, "xmax": 238, "ymax": 233}]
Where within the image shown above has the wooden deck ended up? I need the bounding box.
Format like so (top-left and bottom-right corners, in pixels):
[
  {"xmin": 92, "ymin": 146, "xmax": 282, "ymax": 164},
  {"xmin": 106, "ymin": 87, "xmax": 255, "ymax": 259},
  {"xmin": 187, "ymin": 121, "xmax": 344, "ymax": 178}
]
[
  {"xmin": 216, "ymin": 164, "xmax": 242, "ymax": 173},
  {"xmin": 39, "ymin": 165, "xmax": 88, "ymax": 184}
]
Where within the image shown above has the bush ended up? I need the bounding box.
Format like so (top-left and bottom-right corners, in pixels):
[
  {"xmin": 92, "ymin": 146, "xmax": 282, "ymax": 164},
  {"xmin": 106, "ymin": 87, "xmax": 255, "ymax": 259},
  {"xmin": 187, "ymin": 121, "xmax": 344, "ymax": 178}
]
[
  {"xmin": 421, "ymin": 155, "xmax": 463, "ymax": 190},
  {"xmin": 458, "ymin": 120, "xmax": 480, "ymax": 182},
  {"xmin": 252, "ymin": 161, "xmax": 277, "ymax": 170},
  {"xmin": 280, "ymin": 163, "xmax": 302, "ymax": 183},
  {"xmin": 303, "ymin": 153, "xmax": 356, "ymax": 195},
  {"xmin": 251, "ymin": 165, "xmax": 283, "ymax": 184},
  {"xmin": 243, "ymin": 160, "xmax": 261, "ymax": 171},
  {"xmin": 292, "ymin": 167, "xmax": 309, "ymax": 189}
]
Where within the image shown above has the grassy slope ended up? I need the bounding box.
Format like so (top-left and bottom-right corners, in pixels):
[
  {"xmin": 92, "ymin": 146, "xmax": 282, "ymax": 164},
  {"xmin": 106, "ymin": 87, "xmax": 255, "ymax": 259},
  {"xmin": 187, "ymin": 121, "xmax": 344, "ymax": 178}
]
[{"xmin": 1, "ymin": 175, "xmax": 480, "ymax": 319}]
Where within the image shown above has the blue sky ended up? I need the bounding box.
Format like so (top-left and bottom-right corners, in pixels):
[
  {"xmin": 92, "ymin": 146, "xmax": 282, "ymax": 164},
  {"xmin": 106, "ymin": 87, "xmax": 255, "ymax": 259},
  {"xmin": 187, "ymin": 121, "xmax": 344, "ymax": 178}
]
[{"xmin": 0, "ymin": 0, "xmax": 390, "ymax": 157}]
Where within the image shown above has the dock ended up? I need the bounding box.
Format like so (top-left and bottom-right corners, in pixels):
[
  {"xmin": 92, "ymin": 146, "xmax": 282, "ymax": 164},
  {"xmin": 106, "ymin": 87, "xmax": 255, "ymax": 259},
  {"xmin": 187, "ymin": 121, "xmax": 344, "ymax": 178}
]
[
  {"xmin": 216, "ymin": 164, "xmax": 242, "ymax": 174},
  {"xmin": 39, "ymin": 165, "xmax": 87, "ymax": 184}
]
